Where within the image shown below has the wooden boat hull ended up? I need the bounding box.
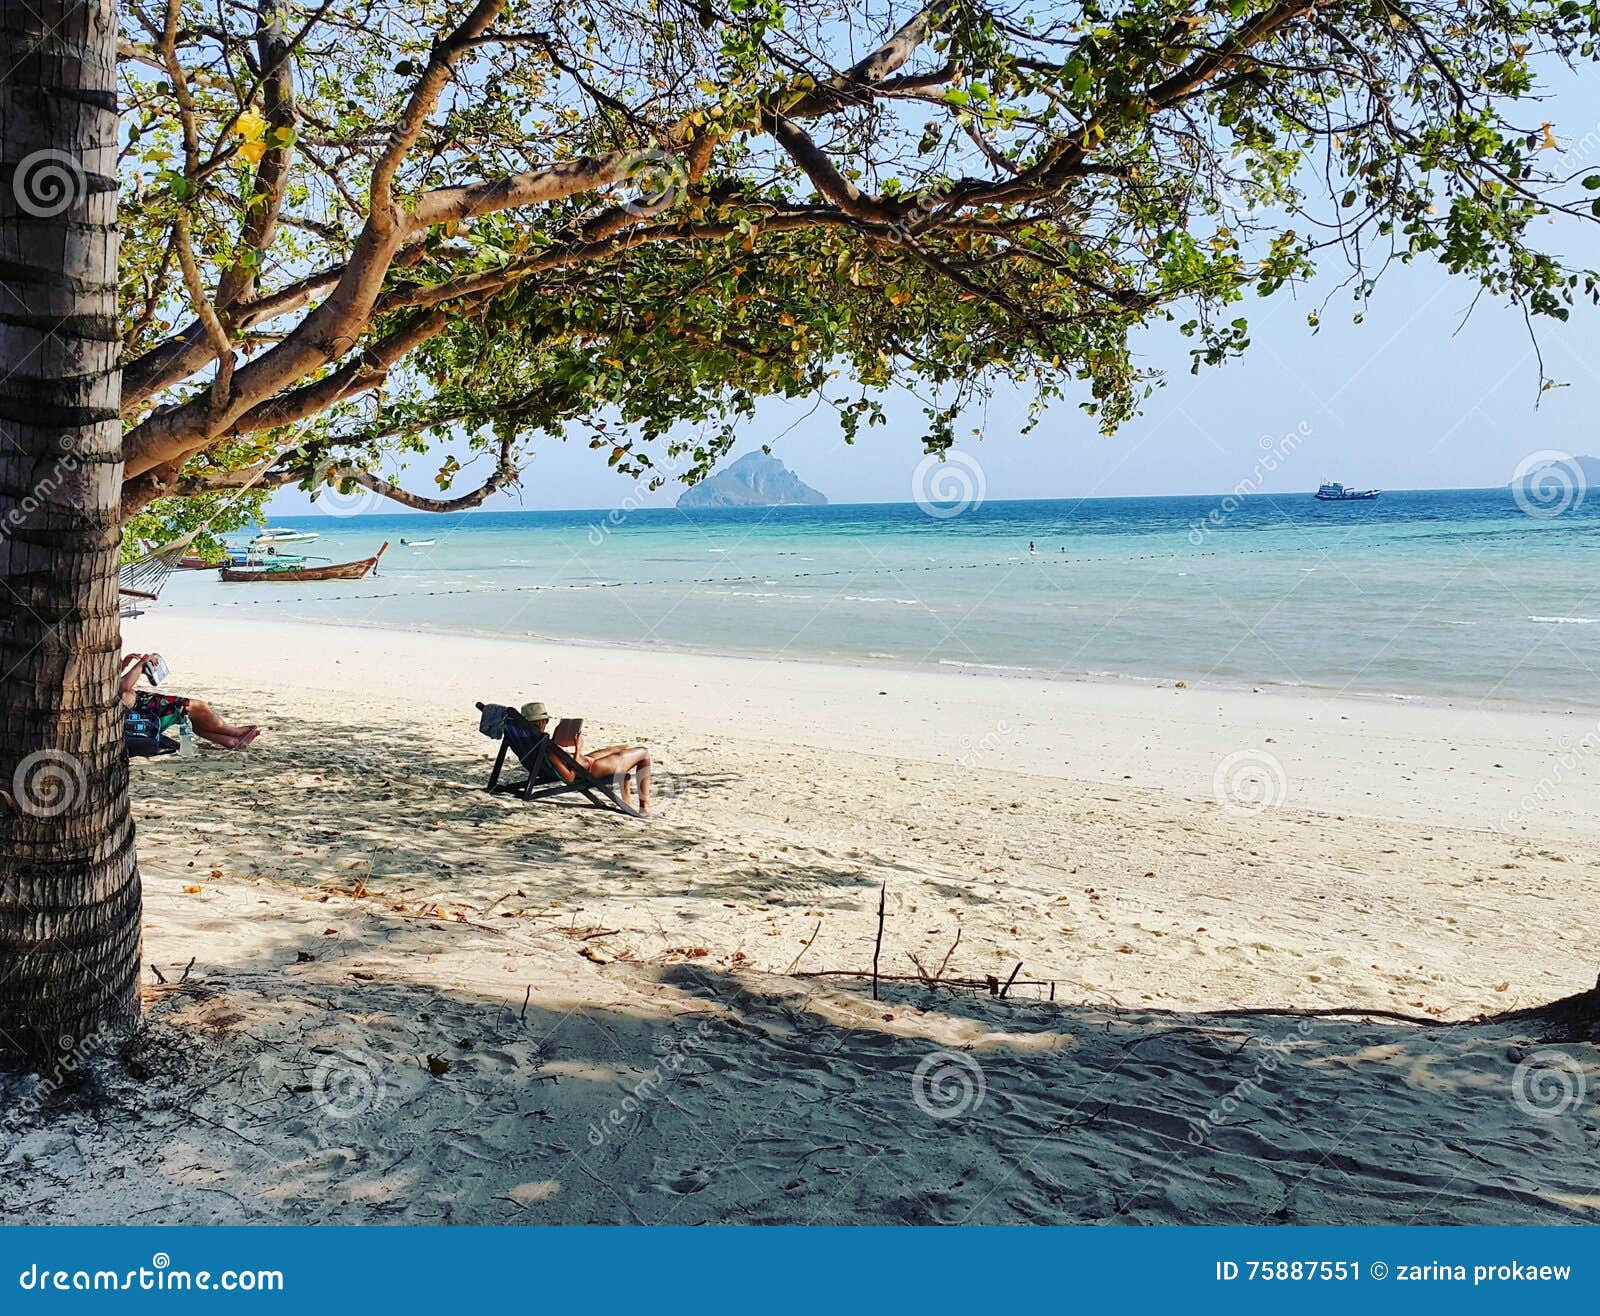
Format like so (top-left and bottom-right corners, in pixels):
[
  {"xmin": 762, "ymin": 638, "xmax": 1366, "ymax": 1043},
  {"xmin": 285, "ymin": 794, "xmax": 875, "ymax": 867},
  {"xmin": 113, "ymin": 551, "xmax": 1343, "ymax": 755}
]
[{"xmin": 219, "ymin": 542, "xmax": 388, "ymax": 583}]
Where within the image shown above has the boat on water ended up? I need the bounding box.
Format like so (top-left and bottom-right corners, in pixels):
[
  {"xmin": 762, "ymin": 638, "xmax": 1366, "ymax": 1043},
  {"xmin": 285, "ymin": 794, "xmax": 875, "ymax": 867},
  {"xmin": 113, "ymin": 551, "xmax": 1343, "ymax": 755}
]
[
  {"xmin": 250, "ymin": 528, "xmax": 321, "ymax": 546},
  {"xmin": 400, "ymin": 538, "xmax": 436, "ymax": 547},
  {"xmin": 225, "ymin": 546, "xmax": 309, "ymax": 567},
  {"xmin": 219, "ymin": 542, "xmax": 388, "ymax": 583},
  {"xmin": 1314, "ymin": 482, "xmax": 1381, "ymax": 501}
]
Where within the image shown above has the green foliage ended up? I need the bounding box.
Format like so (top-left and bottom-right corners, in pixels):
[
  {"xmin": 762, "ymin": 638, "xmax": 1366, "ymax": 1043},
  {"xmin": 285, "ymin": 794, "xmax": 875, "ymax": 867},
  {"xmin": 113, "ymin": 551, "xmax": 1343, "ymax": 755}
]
[
  {"xmin": 121, "ymin": 490, "xmax": 269, "ymax": 564},
  {"xmin": 116, "ymin": 0, "xmax": 1600, "ymax": 505}
]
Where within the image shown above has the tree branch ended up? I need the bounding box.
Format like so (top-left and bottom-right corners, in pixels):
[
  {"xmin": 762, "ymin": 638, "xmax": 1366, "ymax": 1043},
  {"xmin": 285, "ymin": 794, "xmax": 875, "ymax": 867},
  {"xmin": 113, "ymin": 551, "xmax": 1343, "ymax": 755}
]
[
  {"xmin": 370, "ymin": 0, "xmax": 510, "ymax": 233},
  {"xmin": 331, "ymin": 437, "xmax": 518, "ymax": 512}
]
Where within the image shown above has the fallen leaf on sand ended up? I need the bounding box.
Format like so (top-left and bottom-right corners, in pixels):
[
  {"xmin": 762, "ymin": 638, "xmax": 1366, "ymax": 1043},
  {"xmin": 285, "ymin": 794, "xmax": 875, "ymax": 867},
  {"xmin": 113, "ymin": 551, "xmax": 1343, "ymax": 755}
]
[
  {"xmin": 426, "ymin": 1054, "xmax": 451, "ymax": 1076},
  {"xmin": 579, "ymin": 945, "xmax": 611, "ymax": 964},
  {"xmin": 183, "ymin": 885, "xmax": 202, "ymax": 894}
]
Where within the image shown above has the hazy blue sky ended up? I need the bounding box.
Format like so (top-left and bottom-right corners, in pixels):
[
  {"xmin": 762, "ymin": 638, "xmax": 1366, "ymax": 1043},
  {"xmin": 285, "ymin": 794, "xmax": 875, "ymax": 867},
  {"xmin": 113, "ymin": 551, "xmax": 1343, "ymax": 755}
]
[{"xmin": 269, "ymin": 72, "xmax": 1600, "ymax": 517}]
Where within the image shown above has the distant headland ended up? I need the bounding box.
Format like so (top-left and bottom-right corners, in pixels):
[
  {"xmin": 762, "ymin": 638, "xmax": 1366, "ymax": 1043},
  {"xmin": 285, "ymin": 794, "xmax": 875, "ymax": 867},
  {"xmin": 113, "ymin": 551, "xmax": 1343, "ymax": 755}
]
[
  {"xmin": 676, "ymin": 452, "xmax": 828, "ymax": 509},
  {"xmin": 1509, "ymin": 453, "xmax": 1600, "ymax": 488}
]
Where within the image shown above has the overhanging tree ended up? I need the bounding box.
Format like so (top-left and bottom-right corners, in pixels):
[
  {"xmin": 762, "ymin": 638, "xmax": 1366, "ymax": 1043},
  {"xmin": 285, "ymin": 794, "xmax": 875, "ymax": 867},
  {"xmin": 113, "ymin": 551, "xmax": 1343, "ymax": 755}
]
[{"xmin": 5, "ymin": 0, "xmax": 1600, "ymax": 1055}]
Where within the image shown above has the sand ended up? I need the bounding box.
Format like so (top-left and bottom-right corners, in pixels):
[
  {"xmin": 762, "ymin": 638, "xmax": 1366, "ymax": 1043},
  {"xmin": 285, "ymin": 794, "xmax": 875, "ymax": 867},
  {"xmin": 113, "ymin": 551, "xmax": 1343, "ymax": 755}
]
[{"xmin": 2, "ymin": 615, "xmax": 1596, "ymax": 1224}]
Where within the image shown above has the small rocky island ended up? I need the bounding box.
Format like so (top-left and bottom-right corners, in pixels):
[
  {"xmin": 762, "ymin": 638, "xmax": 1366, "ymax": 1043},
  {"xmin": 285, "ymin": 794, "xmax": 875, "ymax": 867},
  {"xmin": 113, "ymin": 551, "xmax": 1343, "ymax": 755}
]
[
  {"xmin": 1510, "ymin": 454, "xmax": 1600, "ymax": 488},
  {"xmin": 676, "ymin": 452, "xmax": 828, "ymax": 509}
]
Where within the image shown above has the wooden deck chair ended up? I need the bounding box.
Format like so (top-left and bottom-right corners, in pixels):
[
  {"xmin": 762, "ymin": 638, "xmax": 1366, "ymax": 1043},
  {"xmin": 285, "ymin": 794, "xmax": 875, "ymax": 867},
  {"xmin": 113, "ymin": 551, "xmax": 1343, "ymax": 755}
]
[{"xmin": 476, "ymin": 703, "xmax": 644, "ymax": 818}]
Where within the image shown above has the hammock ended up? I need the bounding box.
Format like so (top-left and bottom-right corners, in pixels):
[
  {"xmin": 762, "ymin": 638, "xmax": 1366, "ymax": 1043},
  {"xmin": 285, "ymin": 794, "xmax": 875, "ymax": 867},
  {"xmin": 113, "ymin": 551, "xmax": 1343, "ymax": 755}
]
[
  {"xmin": 117, "ymin": 458, "xmax": 278, "ymax": 616},
  {"xmin": 118, "ymin": 528, "xmax": 206, "ymax": 611}
]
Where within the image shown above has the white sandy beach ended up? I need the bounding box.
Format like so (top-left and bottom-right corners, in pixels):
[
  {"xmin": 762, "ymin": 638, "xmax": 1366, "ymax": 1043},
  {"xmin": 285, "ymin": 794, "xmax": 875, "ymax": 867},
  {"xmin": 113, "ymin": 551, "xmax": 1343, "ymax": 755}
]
[{"xmin": 3, "ymin": 615, "xmax": 1597, "ymax": 1224}]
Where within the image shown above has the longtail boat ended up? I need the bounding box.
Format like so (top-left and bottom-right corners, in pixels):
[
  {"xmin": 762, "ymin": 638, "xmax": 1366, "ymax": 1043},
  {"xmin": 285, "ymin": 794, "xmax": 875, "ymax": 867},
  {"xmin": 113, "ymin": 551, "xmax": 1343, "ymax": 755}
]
[{"xmin": 218, "ymin": 542, "xmax": 387, "ymax": 583}]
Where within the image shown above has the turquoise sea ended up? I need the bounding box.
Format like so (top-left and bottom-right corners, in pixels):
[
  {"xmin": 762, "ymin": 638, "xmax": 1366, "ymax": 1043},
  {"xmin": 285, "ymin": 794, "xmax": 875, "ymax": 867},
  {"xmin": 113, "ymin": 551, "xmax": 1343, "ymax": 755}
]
[{"xmin": 154, "ymin": 487, "xmax": 1600, "ymax": 709}]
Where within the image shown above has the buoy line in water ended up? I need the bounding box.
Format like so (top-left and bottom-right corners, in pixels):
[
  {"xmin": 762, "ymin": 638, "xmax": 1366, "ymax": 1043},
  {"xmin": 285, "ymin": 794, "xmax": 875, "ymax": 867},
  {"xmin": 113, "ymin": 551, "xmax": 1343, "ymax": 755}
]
[{"xmin": 181, "ymin": 540, "xmax": 1385, "ymax": 610}]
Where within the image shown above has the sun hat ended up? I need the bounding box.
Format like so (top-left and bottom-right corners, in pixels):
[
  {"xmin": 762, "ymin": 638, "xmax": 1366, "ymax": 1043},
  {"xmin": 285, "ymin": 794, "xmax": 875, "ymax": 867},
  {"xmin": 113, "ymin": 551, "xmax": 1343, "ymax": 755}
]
[{"xmin": 520, "ymin": 701, "xmax": 551, "ymax": 722}]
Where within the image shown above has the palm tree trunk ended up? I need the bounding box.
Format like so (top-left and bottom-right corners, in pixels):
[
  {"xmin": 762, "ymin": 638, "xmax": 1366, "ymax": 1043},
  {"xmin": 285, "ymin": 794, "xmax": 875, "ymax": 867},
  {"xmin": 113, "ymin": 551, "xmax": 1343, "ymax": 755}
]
[{"xmin": 0, "ymin": 0, "xmax": 138, "ymax": 1061}]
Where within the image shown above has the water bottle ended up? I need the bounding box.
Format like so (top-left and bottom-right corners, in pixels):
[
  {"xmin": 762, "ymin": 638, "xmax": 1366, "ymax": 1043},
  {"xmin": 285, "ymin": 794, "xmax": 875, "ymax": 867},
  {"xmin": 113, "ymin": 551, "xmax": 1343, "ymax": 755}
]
[{"xmin": 176, "ymin": 714, "xmax": 197, "ymax": 759}]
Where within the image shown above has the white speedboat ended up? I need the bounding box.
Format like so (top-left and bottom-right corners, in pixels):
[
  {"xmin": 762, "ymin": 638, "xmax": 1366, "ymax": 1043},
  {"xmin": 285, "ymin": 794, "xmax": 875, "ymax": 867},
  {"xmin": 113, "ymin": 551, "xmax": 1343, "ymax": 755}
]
[{"xmin": 251, "ymin": 527, "xmax": 321, "ymax": 546}]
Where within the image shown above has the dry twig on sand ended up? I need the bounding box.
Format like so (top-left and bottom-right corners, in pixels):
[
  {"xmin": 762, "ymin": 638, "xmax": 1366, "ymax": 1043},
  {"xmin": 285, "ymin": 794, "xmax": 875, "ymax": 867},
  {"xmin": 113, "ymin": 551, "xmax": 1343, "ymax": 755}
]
[
  {"xmin": 785, "ymin": 919, "xmax": 823, "ymax": 976},
  {"xmin": 871, "ymin": 884, "xmax": 886, "ymax": 1001}
]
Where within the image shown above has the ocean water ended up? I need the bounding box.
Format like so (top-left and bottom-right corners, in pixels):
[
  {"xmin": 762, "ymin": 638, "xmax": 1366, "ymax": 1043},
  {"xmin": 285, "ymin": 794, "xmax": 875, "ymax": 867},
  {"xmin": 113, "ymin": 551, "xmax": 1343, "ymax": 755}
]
[{"xmin": 152, "ymin": 487, "xmax": 1600, "ymax": 709}]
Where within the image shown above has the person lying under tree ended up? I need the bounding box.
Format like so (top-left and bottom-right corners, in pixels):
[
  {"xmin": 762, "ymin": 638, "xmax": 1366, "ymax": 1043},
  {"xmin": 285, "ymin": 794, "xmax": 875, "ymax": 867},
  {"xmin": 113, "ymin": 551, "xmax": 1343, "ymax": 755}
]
[{"xmin": 119, "ymin": 653, "xmax": 261, "ymax": 750}]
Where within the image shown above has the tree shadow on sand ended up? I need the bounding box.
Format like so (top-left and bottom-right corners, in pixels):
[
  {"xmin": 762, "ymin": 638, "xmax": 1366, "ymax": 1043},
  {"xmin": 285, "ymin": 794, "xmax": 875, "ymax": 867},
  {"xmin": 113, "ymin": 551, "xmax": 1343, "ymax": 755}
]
[
  {"xmin": 128, "ymin": 709, "xmax": 890, "ymax": 914},
  {"xmin": 3, "ymin": 886, "xmax": 1595, "ymax": 1226}
]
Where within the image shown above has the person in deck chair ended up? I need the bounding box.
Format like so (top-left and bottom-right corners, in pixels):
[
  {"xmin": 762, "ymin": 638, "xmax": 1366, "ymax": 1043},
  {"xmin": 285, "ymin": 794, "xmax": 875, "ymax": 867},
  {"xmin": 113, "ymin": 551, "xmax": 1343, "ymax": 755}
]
[
  {"xmin": 520, "ymin": 702, "xmax": 654, "ymax": 815},
  {"xmin": 120, "ymin": 652, "xmax": 261, "ymax": 750}
]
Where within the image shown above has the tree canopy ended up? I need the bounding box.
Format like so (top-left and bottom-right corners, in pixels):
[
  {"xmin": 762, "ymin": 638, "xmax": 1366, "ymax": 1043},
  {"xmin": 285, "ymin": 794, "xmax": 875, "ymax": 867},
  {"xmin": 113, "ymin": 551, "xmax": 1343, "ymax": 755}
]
[{"xmin": 116, "ymin": 0, "xmax": 1600, "ymax": 543}]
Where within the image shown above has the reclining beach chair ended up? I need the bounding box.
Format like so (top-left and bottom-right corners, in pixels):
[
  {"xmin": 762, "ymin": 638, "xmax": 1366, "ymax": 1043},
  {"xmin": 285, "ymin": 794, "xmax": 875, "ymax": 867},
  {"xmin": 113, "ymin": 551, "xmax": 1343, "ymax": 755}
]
[{"xmin": 475, "ymin": 702, "xmax": 644, "ymax": 818}]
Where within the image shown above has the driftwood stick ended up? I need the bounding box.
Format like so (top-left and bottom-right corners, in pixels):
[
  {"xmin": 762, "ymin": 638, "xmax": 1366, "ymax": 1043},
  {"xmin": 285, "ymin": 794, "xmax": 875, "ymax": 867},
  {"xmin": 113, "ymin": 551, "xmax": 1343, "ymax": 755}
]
[
  {"xmin": 785, "ymin": 918, "xmax": 823, "ymax": 976},
  {"xmin": 180, "ymin": 956, "xmax": 196, "ymax": 983},
  {"xmin": 933, "ymin": 927, "xmax": 962, "ymax": 980},
  {"xmin": 1000, "ymin": 961, "xmax": 1023, "ymax": 999},
  {"xmin": 796, "ymin": 969, "xmax": 1030, "ymax": 988},
  {"xmin": 871, "ymin": 883, "xmax": 886, "ymax": 1001},
  {"xmin": 519, "ymin": 985, "xmax": 532, "ymax": 1024}
]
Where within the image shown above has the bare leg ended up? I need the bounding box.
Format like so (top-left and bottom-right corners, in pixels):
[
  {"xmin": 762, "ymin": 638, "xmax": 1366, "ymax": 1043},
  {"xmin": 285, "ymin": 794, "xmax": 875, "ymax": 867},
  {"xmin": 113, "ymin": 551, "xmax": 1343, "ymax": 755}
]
[
  {"xmin": 584, "ymin": 747, "xmax": 652, "ymax": 814},
  {"xmin": 185, "ymin": 698, "xmax": 259, "ymax": 749}
]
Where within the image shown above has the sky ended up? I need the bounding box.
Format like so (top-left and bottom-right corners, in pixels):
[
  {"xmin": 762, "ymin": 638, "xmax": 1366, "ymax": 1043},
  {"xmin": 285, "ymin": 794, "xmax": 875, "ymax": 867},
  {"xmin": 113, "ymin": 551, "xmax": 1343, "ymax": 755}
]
[{"xmin": 268, "ymin": 73, "xmax": 1600, "ymax": 517}]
